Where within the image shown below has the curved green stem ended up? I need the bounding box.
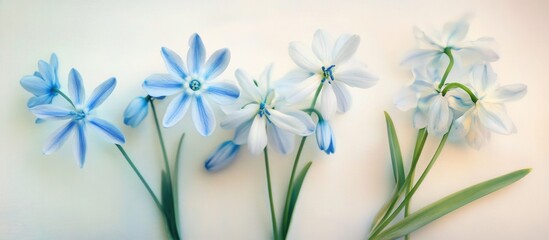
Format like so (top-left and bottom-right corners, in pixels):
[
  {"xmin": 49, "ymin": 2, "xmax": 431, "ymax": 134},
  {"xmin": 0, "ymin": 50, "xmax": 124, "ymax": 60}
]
[
  {"xmin": 437, "ymin": 48, "xmax": 454, "ymax": 90},
  {"xmin": 441, "ymin": 82, "xmax": 479, "ymax": 103},
  {"xmin": 264, "ymin": 148, "xmax": 280, "ymax": 240},
  {"xmin": 149, "ymin": 98, "xmax": 173, "ymax": 182},
  {"xmin": 55, "ymin": 89, "xmax": 75, "ymax": 108}
]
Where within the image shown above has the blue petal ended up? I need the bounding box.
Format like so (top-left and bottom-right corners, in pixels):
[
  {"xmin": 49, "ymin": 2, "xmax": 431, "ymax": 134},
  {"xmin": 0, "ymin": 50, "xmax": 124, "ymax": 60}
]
[
  {"xmin": 315, "ymin": 119, "xmax": 335, "ymax": 154},
  {"xmin": 88, "ymin": 117, "xmax": 126, "ymax": 144},
  {"xmin": 187, "ymin": 33, "xmax": 206, "ymax": 75},
  {"xmin": 43, "ymin": 121, "xmax": 76, "ymax": 155},
  {"xmin": 123, "ymin": 96, "xmax": 149, "ymax": 127},
  {"xmin": 30, "ymin": 105, "xmax": 73, "ymax": 120},
  {"xmin": 50, "ymin": 53, "xmax": 60, "ymax": 88},
  {"xmin": 161, "ymin": 47, "xmax": 188, "ymax": 80},
  {"xmin": 38, "ymin": 60, "xmax": 55, "ymax": 86},
  {"xmin": 20, "ymin": 75, "xmax": 50, "ymax": 96},
  {"xmin": 205, "ymin": 82, "xmax": 239, "ymax": 104},
  {"xmin": 35, "ymin": 118, "xmax": 46, "ymax": 124},
  {"xmin": 192, "ymin": 94, "xmax": 215, "ymax": 136},
  {"xmin": 74, "ymin": 122, "xmax": 87, "ymax": 168},
  {"xmin": 27, "ymin": 94, "xmax": 55, "ymax": 108},
  {"xmin": 163, "ymin": 93, "xmax": 191, "ymax": 127},
  {"xmin": 142, "ymin": 74, "xmax": 184, "ymax": 97},
  {"xmin": 86, "ymin": 77, "xmax": 116, "ymax": 111},
  {"xmin": 68, "ymin": 68, "xmax": 85, "ymax": 107},
  {"xmin": 233, "ymin": 120, "xmax": 253, "ymax": 145},
  {"xmin": 33, "ymin": 71, "xmax": 43, "ymax": 78},
  {"xmin": 202, "ymin": 48, "xmax": 230, "ymax": 81},
  {"xmin": 204, "ymin": 141, "xmax": 240, "ymax": 172},
  {"xmin": 266, "ymin": 122, "xmax": 294, "ymax": 154}
]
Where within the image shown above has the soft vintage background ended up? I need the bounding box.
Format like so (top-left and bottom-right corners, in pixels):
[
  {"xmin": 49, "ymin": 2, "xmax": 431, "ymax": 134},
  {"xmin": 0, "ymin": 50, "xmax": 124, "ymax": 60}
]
[{"xmin": 1, "ymin": 0, "xmax": 548, "ymax": 239}]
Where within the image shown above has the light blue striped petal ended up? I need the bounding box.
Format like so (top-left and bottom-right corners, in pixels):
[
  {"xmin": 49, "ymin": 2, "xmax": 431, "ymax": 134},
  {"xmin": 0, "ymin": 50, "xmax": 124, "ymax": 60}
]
[
  {"xmin": 187, "ymin": 33, "xmax": 206, "ymax": 75},
  {"xmin": 332, "ymin": 82, "xmax": 352, "ymax": 113},
  {"xmin": 30, "ymin": 105, "xmax": 73, "ymax": 120},
  {"xmin": 88, "ymin": 117, "xmax": 126, "ymax": 144},
  {"xmin": 74, "ymin": 122, "xmax": 87, "ymax": 168},
  {"xmin": 68, "ymin": 68, "xmax": 85, "ymax": 107},
  {"xmin": 33, "ymin": 71, "xmax": 43, "ymax": 78},
  {"xmin": 86, "ymin": 78, "xmax": 116, "ymax": 111},
  {"xmin": 202, "ymin": 48, "xmax": 230, "ymax": 81},
  {"xmin": 400, "ymin": 49, "xmax": 441, "ymax": 67},
  {"xmin": 248, "ymin": 115, "xmax": 267, "ymax": 155},
  {"xmin": 233, "ymin": 120, "xmax": 253, "ymax": 145},
  {"xmin": 20, "ymin": 75, "xmax": 50, "ymax": 96},
  {"xmin": 220, "ymin": 104, "xmax": 258, "ymax": 130},
  {"xmin": 205, "ymin": 81, "xmax": 239, "ymax": 104},
  {"xmin": 142, "ymin": 74, "xmax": 183, "ymax": 97},
  {"xmin": 204, "ymin": 141, "xmax": 240, "ymax": 172},
  {"xmin": 42, "ymin": 121, "xmax": 76, "ymax": 155},
  {"xmin": 427, "ymin": 95, "xmax": 453, "ymax": 136},
  {"xmin": 487, "ymin": 84, "xmax": 527, "ymax": 103},
  {"xmin": 163, "ymin": 93, "xmax": 191, "ymax": 127},
  {"xmin": 123, "ymin": 96, "xmax": 149, "ymax": 127},
  {"xmin": 50, "ymin": 53, "xmax": 60, "ymax": 88},
  {"xmin": 268, "ymin": 109, "xmax": 314, "ymax": 135},
  {"xmin": 38, "ymin": 60, "xmax": 55, "ymax": 85},
  {"xmin": 315, "ymin": 119, "xmax": 335, "ymax": 154},
  {"xmin": 267, "ymin": 123, "xmax": 294, "ymax": 154},
  {"xmin": 27, "ymin": 94, "xmax": 55, "ymax": 108},
  {"xmin": 192, "ymin": 95, "xmax": 215, "ymax": 136},
  {"xmin": 161, "ymin": 47, "xmax": 188, "ymax": 80}
]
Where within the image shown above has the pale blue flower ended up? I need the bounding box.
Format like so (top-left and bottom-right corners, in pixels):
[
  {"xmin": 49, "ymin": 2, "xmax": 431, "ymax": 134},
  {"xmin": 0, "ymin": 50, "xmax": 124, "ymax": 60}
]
[
  {"xmin": 221, "ymin": 66, "xmax": 315, "ymax": 155},
  {"xmin": 20, "ymin": 53, "xmax": 60, "ymax": 108},
  {"xmin": 315, "ymin": 119, "xmax": 335, "ymax": 154},
  {"xmin": 452, "ymin": 63, "xmax": 527, "ymax": 149},
  {"xmin": 30, "ymin": 68, "xmax": 125, "ymax": 167},
  {"xmin": 277, "ymin": 29, "xmax": 378, "ymax": 119},
  {"xmin": 142, "ymin": 33, "xmax": 239, "ymax": 136},
  {"xmin": 204, "ymin": 140, "xmax": 240, "ymax": 172},
  {"xmin": 123, "ymin": 96, "xmax": 149, "ymax": 128}
]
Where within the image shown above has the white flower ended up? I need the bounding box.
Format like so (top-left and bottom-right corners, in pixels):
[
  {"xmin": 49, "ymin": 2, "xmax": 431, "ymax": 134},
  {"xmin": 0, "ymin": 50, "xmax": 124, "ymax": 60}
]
[
  {"xmin": 220, "ymin": 65, "xmax": 315, "ymax": 155},
  {"xmin": 277, "ymin": 29, "xmax": 378, "ymax": 119},
  {"xmin": 452, "ymin": 63, "xmax": 527, "ymax": 149}
]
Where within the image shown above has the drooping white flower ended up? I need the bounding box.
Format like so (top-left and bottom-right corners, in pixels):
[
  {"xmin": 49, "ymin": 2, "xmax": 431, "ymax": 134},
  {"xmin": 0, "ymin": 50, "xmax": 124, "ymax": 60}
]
[
  {"xmin": 277, "ymin": 29, "xmax": 378, "ymax": 119},
  {"xmin": 221, "ymin": 65, "xmax": 315, "ymax": 155},
  {"xmin": 452, "ymin": 63, "xmax": 527, "ymax": 149}
]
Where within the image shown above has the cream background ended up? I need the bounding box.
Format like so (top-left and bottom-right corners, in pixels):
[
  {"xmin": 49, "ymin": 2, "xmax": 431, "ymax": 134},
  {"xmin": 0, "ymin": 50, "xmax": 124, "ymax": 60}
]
[{"xmin": 1, "ymin": 0, "xmax": 548, "ymax": 239}]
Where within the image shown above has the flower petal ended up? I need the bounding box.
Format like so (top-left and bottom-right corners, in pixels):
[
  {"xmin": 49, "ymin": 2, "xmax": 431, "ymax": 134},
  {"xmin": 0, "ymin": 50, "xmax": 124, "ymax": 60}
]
[
  {"xmin": 163, "ymin": 93, "xmax": 191, "ymax": 127},
  {"xmin": 142, "ymin": 74, "xmax": 184, "ymax": 97},
  {"xmin": 86, "ymin": 77, "xmax": 116, "ymax": 111},
  {"xmin": 331, "ymin": 34, "xmax": 360, "ymax": 65},
  {"xmin": 289, "ymin": 42, "xmax": 321, "ymax": 72},
  {"xmin": 312, "ymin": 29, "xmax": 334, "ymax": 65},
  {"xmin": 204, "ymin": 141, "xmax": 240, "ymax": 172},
  {"xmin": 477, "ymin": 101, "xmax": 516, "ymax": 135},
  {"xmin": 74, "ymin": 122, "xmax": 87, "ymax": 168},
  {"xmin": 427, "ymin": 95, "xmax": 453, "ymax": 136},
  {"xmin": 233, "ymin": 119, "xmax": 253, "ymax": 145},
  {"xmin": 192, "ymin": 94, "xmax": 216, "ymax": 136},
  {"xmin": 486, "ymin": 84, "xmax": 527, "ymax": 103},
  {"xmin": 457, "ymin": 46, "xmax": 499, "ymax": 63},
  {"xmin": 38, "ymin": 60, "xmax": 55, "ymax": 85},
  {"xmin": 20, "ymin": 75, "xmax": 50, "ymax": 96},
  {"xmin": 205, "ymin": 81, "xmax": 240, "ymax": 105},
  {"xmin": 88, "ymin": 117, "xmax": 126, "ymax": 144},
  {"xmin": 28, "ymin": 94, "xmax": 55, "ymax": 108},
  {"xmin": 221, "ymin": 104, "xmax": 258, "ymax": 130},
  {"xmin": 202, "ymin": 48, "xmax": 230, "ymax": 81},
  {"xmin": 413, "ymin": 26, "xmax": 443, "ymax": 49},
  {"xmin": 123, "ymin": 97, "xmax": 149, "ymax": 127},
  {"xmin": 319, "ymin": 84, "xmax": 337, "ymax": 119},
  {"xmin": 161, "ymin": 47, "xmax": 188, "ymax": 80},
  {"xmin": 470, "ymin": 63, "xmax": 497, "ymax": 94},
  {"xmin": 394, "ymin": 87, "xmax": 418, "ymax": 111},
  {"xmin": 413, "ymin": 107, "xmax": 429, "ymax": 129},
  {"xmin": 268, "ymin": 109, "xmax": 314, "ymax": 136},
  {"xmin": 68, "ymin": 68, "xmax": 85, "ymax": 107},
  {"xmin": 50, "ymin": 53, "xmax": 60, "ymax": 88},
  {"xmin": 42, "ymin": 121, "xmax": 76, "ymax": 155},
  {"xmin": 30, "ymin": 105, "xmax": 73, "ymax": 120},
  {"xmin": 443, "ymin": 19, "xmax": 469, "ymax": 46},
  {"xmin": 247, "ymin": 115, "xmax": 267, "ymax": 155},
  {"xmin": 235, "ymin": 69, "xmax": 262, "ymax": 102},
  {"xmin": 267, "ymin": 123, "xmax": 294, "ymax": 154},
  {"xmin": 400, "ymin": 49, "xmax": 441, "ymax": 67},
  {"xmin": 334, "ymin": 68, "xmax": 378, "ymax": 88},
  {"xmin": 332, "ymin": 82, "xmax": 352, "ymax": 113},
  {"xmin": 187, "ymin": 33, "xmax": 206, "ymax": 75},
  {"xmin": 315, "ymin": 119, "xmax": 335, "ymax": 154}
]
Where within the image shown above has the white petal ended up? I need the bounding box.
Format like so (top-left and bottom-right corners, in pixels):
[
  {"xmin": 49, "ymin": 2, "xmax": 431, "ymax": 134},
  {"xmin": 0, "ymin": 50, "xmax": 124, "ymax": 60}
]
[
  {"xmin": 258, "ymin": 64, "xmax": 274, "ymax": 93},
  {"xmin": 443, "ymin": 19, "xmax": 469, "ymax": 46},
  {"xmin": 220, "ymin": 104, "xmax": 258, "ymax": 129},
  {"xmin": 413, "ymin": 26, "xmax": 443, "ymax": 49},
  {"xmin": 267, "ymin": 123, "xmax": 295, "ymax": 154},
  {"xmin": 334, "ymin": 68, "xmax": 378, "ymax": 88},
  {"xmin": 235, "ymin": 69, "xmax": 262, "ymax": 102},
  {"xmin": 312, "ymin": 29, "xmax": 334, "ymax": 65},
  {"xmin": 268, "ymin": 109, "xmax": 314, "ymax": 136},
  {"xmin": 331, "ymin": 34, "xmax": 360, "ymax": 65},
  {"xmin": 445, "ymin": 88, "xmax": 474, "ymax": 114},
  {"xmin": 470, "ymin": 63, "xmax": 497, "ymax": 94},
  {"xmin": 413, "ymin": 107, "xmax": 429, "ymax": 129},
  {"xmin": 427, "ymin": 95, "xmax": 453, "ymax": 136},
  {"xmin": 394, "ymin": 87, "xmax": 418, "ymax": 111},
  {"xmin": 401, "ymin": 50, "xmax": 441, "ymax": 67},
  {"xmin": 485, "ymin": 84, "xmax": 527, "ymax": 103},
  {"xmin": 477, "ymin": 101, "xmax": 517, "ymax": 135},
  {"xmin": 289, "ymin": 42, "xmax": 321, "ymax": 72},
  {"xmin": 247, "ymin": 115, "xmax": 267, "ymax": 155},
  {"xmin": 332, "ymin": 82, "xmax": 352, "ymax": 113},
  {"xmin": 319, "ymin": 84, "xmax": 337, "ymax": 119},
  {"xmin": 275, "ymin": 71, "xmax": 319, "ymax": 103},
  {"xmin": 233, "ymin": 120, "xmax": 253, "ymax": 145}
]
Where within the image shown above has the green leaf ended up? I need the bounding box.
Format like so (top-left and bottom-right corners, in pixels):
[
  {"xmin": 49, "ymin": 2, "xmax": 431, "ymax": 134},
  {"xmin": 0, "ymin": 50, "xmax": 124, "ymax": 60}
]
[
  {"xmin": 281, "ymin": 161, "xmax": 313, "ymax": 239},
  {"xmin": 373, "ymin": 168, "xmax": 531, "ymax": 240},
  {"xmin": 173, "ymin": 133, "xmax": 185, "ymax": 236},
  {"xmin": 161, "ymin": 171, "xmax": 180, "ymax": 240},
  {"xmin": 384, "ymin": 112, "xmax": 405, "ymax": 189}
]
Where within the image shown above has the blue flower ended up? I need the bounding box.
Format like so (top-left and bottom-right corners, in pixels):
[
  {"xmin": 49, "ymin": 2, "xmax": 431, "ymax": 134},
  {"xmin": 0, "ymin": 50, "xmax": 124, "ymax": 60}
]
[
  {"xmin": 30, "ymin": 68, "xmax": 125, "ymax": 167},
  {"xmin": 142, "ymin": 33, "xmax": 240, "ymax": 136},
  {"xmin": 204, "ymin": 140, "xmax": 240, "ymax": 172},
  {"xmin": 123, "ymin": 96, "xmax": 149, "ymax": 127},
  {"xmin": 20, "ymin": 53, "xmax": 61, "ymax": 108},
  {"xmin": 315, "ymin": 119, "xmax": 335, "ymax": 154}
]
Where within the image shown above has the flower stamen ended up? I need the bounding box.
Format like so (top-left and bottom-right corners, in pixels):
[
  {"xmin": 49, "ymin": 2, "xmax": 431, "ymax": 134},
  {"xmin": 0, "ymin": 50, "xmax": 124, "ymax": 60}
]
[
  {"xmin": 321, "ymin": 65, "xmax": 336, "ymax": 84},
  {"xmin": 189, "ymin": 79, "xmax": 201, "ymax": 91}
]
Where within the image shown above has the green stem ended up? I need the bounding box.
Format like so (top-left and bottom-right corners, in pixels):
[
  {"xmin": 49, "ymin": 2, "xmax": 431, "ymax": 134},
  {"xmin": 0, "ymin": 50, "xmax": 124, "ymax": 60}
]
[
  {"xmin": 437, "ymin": 48, "xmax": 454, "ymax": 90},
  {"xmin": 264, "ymin": 148, "xmax": 280, "ymax": 240},
  {"xmin": 370, "ymin": 130, "xmax": 450, "ymax": 239},
  {"xmin": 441, "ymin": 82, "xmax": 479, "ymax": 103},
  {"xmin": 404, "ymin": 128, "xmax": 428, "ymax": 240},
  {"xmin": 55, "ymin": 89, "xmax": 75, "ymax": 108},
  {"xmin": 116, "ymin": 144, "xmax": 163, "ymax": 212},
  {"xmin": 149, "ymin": 98, "xmax": 173, "ymax": 183},
  {"xmin": 281, "ymin": 83, "xmax": 323, "ymax": 236}
]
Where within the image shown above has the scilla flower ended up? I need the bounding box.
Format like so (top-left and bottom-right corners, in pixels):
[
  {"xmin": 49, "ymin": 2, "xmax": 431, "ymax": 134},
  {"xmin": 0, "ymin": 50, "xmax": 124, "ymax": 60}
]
[
  {"xmin": 277, "ymin": 29, "xmax": 378, "ymax": 119},
  {"xmin": 221, "ymin": 66, "xmax": 315, "ymax": 155},
  {"xmin": 30, "ymin": 69, "xmax": 125, "ymax": 167},
  {"xmin": 204, "ymin": 140, "xmax": 240, "ymax": 172},
  {"xmin": 401, "ymin": 17, "xmax": 499, "ymax": 68},
  {"xmin": 143, "ymin": 33, "xmax": 239, "ymax": 136},
  {"xmin": 452, "ymin": 63, "xmax": 526, "ymax": 149},
  {"xmin": 20, "ymin": 53, "xmax": 60, "ymax": 108},
  {"xmin": 123, "ymin": 95, "xmax": 166, "ymax": 128},
  {"xmin": 315, "ymin": 118, "xmax": 335, "ymax": 154}
]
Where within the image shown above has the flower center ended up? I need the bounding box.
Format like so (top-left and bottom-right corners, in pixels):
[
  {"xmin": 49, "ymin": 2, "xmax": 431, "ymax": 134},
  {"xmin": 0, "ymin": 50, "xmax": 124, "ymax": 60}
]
[
  {"xmin": 74, "ymin": 109, "xmax": 86, "ymax": 120},
  {"xmin": 189, "ymin": 79, "xmax": 201, "ymax": 91},
  {"xmin": 321, "ymin": 65, "xmax": 336, "ymax": 84},
  {"xmin": 258, "ymin": 101, "xmax": 271, "ymax": 118}
]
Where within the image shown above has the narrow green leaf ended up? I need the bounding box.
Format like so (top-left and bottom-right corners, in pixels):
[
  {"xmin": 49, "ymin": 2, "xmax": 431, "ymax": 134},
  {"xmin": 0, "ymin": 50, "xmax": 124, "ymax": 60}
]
[
  {"xmin": 161, "ymin": 171, "xmax": 180, "ymax": 240},
  {"xmin": 281, "ymin": 161, "xmax": 313, "ymax": 239},
  {"xmin": 373, "ymin": 168, "xmax": 531, "ymax": 240},
  {"xmin": 384, "ymin": 112, "xmax": 405, "ymax": 189},
  {"xmin": 173, "ymin": 133, "xmax": 185, "ymax": 236}
]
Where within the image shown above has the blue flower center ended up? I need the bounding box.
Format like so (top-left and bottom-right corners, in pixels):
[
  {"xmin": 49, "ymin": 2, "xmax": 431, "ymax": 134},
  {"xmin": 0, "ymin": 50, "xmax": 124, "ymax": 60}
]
[
  {"xmin": 189, "ymin": 80, "xmax": 201, "ymax": 91},
  {"xmin": 258, "ymin": 101, "xmax": 270, "ymax": 118},
  {"xmin": 74, "ymin": 109, "xmax": 86, "ymax": 120},
  {"xmin": 321, "ymin": 65, "xmax": 336, "ymax": 84}
]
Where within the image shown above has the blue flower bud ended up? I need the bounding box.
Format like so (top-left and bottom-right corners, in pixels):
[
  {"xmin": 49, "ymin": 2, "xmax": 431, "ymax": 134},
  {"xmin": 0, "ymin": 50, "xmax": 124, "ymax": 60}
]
[
  {"xmin": 123, "ymin": 96, "xmax": 149, "ymax": 127},
  {"xmin": 315, "ymin": 119, "xmax": 335, "ymax": 154},
  {"xmin": 205, "ymin": 141, "xmax": 240, "ymax": 172}
]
